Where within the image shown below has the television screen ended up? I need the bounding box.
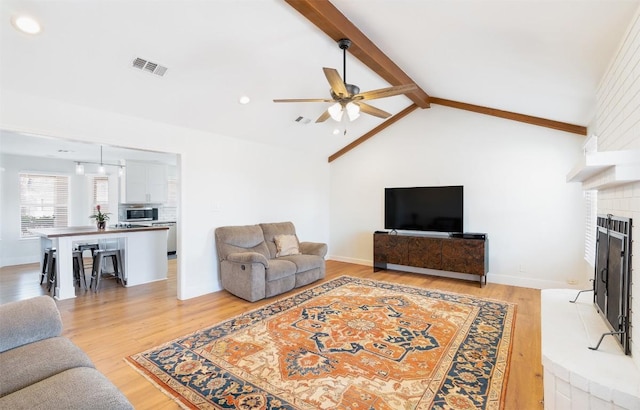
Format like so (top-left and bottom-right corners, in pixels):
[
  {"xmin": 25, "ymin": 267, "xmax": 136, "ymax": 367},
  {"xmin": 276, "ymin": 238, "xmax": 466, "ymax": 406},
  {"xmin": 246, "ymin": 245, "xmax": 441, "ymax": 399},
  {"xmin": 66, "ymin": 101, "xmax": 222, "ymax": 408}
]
[{"xmin": 385, "ymin": 186, "xmax": 463, "ymax": 233}]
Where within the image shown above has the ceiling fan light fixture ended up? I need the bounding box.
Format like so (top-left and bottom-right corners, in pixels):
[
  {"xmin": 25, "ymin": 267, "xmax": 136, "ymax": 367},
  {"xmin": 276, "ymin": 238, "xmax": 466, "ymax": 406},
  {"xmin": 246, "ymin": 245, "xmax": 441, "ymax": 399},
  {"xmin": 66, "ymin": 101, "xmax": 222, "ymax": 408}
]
[
  {"xmin": 328, "ymin": 102, "xmax": 343, "ymax": 122},
  {"xmin": 346, "ymin": 102, "xmax": 360, "ymax": 121}
]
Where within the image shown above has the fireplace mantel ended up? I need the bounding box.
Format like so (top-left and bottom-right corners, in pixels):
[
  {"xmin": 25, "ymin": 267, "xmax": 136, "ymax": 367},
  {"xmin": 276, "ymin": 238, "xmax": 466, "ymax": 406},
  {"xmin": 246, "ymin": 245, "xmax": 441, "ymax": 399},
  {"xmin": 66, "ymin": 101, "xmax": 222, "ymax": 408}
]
[
  {"xmin": 541, "ymin": 289, "xmax": 640, "ymax": 409},
  {"xmin": 566, "ymin": 150, "xmax": 640, "ymax": 190}
]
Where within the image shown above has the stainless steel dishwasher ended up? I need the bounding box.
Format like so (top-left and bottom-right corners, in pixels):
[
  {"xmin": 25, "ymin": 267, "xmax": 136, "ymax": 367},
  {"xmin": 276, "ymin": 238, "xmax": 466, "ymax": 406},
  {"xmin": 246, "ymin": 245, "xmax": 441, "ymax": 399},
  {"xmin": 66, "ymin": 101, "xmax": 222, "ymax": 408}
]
[{"xmin": 152, "ymin": 222, "xmax": 177, "ymax": 254}]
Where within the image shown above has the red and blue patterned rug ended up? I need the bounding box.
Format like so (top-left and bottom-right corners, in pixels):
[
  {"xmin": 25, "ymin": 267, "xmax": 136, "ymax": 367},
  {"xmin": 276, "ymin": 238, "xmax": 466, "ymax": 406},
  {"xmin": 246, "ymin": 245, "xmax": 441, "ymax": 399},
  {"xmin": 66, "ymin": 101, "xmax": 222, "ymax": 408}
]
[{"xmin": 126, "ymin": 276, "xmax": 516, "ymax": 409}]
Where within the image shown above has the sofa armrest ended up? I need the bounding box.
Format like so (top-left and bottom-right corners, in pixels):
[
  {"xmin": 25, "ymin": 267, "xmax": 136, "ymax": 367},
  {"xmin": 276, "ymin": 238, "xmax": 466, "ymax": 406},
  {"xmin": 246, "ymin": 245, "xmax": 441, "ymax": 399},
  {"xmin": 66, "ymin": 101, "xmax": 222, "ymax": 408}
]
[
  {"xmin": 0, "ymin": 296, "xmax": 62, "ymax": 353},
  {"xmin": 299, "ymin": 242, "xmax": 328, "ymax": 258},
  {"xmin": 227, "ymin": 252, "xmax": 270, "ymax": 268}
]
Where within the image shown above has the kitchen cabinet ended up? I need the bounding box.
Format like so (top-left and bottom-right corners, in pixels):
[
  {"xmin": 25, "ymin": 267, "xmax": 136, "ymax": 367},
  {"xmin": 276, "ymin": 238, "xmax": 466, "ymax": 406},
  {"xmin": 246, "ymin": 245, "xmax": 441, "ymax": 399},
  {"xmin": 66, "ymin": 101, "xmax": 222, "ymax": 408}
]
[{"xmin": 124, "ymin": 161, "xmax": 168, "ymax": 203}]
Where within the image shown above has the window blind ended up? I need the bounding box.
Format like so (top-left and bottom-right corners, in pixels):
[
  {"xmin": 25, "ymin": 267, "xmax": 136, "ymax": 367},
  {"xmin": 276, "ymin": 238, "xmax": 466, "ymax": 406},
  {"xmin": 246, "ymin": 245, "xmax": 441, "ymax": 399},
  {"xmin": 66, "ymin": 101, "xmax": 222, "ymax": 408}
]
[
  {"xmin": 167, "ymin": 176, "xmax": 177, "ymax": 207},
  {"xmin": 584, "ymin": 190, "xmax": 597, "ymax": 266},
  {"xmin": 91, "ymin": 176, "xmax": 110, "ymax": 215},
  {"xmin": 20, "ymin": 173, "xmax": 69, "ymax": 238}
]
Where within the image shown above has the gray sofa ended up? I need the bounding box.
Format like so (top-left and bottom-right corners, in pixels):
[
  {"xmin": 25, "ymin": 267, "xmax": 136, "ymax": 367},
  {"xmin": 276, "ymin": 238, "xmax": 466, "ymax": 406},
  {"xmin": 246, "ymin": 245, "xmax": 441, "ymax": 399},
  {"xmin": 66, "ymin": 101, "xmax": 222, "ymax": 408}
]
[
  {"xmin": 0, "ymin": 296, "xmax": 133, "ymax": 409},
  {"xmin": 215, "ymin": 221, "xmax": 327, "ymax": 302}
]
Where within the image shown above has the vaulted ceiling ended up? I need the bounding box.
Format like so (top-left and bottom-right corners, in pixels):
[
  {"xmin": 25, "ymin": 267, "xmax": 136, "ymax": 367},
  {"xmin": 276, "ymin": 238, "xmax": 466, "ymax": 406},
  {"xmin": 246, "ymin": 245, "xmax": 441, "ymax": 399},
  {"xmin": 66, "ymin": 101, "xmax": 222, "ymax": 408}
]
[{"xmin": 1, "ymin": 0, "xmax": 638, "ymax": 162}]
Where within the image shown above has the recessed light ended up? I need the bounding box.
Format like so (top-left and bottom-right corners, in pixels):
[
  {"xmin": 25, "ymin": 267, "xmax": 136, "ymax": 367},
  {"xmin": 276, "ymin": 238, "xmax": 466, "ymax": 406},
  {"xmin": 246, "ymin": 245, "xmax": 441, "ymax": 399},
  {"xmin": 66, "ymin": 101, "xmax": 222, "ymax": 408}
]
[
  {"xmin": 332, "ymin": 129, "xmax": 341, "ymax": 135},
  {"xmin": 11, "ymin": 15, "xmax": 42, "ymax": 35},
  {"xmin": 238, "ymin": 95, "xmax": 250, "ymax": 105}
]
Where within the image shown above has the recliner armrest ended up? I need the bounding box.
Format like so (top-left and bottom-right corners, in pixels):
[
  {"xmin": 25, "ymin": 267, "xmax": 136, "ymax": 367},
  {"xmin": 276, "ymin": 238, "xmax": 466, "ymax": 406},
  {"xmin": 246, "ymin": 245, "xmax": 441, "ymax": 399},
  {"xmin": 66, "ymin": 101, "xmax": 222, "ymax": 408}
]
[
  {"xmin": 0, "ymin": 296, "xmax": 62, "ymax": 353},
  {"xmin": 299, "ymin": 242, "xmax": 328, "ymax": 258},
  {"xmin": 227, "ymin": 252, "xmax": 270, "ymax": 267}
]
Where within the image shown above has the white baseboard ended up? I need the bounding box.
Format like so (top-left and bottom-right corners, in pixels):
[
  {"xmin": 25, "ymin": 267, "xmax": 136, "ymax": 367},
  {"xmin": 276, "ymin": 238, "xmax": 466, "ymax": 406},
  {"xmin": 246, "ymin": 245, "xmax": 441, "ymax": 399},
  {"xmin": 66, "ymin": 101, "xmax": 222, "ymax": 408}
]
[
  {"xmin": 488, "ymin": 273, "xmax": 583, "ymax": 290},
  {"xmin": 328, "ymin": 255, "xmax": 372, "ymax": 266},
  {"xmin": 0, "ymin": 255, "xmax": 39, "ymax": 268}
]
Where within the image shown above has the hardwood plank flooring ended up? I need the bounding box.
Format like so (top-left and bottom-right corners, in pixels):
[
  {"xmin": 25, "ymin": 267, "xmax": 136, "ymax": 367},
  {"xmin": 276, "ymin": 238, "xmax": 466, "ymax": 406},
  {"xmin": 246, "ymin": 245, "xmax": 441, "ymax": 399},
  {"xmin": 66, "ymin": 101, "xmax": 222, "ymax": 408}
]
[{"xmin": 0, "ymin": 260, "xmax": 543, "ymax": 409}]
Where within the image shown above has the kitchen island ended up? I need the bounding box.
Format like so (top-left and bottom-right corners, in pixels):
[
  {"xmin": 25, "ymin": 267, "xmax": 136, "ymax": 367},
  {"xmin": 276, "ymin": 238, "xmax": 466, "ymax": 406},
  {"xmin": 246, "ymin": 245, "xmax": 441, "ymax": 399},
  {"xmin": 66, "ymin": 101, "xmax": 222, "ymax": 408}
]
[{"xmin": 30, "ymin": 225, "xmax": 169, "ymax": 300}]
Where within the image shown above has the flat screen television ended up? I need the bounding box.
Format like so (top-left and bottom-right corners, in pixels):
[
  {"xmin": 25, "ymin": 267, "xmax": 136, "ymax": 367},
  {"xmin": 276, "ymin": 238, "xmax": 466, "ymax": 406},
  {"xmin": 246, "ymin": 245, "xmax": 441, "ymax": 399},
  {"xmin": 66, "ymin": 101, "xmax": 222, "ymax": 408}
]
[{"xmin": 385, "ymin": 186, "xmax": 463, "ymax": 233}]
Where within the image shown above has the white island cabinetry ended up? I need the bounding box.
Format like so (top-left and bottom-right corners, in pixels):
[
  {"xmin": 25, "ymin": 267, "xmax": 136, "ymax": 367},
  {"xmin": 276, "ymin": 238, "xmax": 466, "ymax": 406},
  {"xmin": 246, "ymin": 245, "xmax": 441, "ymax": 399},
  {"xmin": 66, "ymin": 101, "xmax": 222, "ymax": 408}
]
[
  {"xmin": 31, "ymin": 225, "xmax": 169, "ymax": 300},
  {"xmin": 123, "ymin": 160, "xmax": 168, "ymax": 203}
]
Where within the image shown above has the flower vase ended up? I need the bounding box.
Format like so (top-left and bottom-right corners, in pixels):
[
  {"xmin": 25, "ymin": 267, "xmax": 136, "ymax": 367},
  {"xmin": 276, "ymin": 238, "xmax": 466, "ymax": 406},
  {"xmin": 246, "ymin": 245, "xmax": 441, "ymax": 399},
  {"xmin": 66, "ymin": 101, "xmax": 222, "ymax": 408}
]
[{"xmin": 97, "ymin": 221, "xmax": 106, "ymax": 230}]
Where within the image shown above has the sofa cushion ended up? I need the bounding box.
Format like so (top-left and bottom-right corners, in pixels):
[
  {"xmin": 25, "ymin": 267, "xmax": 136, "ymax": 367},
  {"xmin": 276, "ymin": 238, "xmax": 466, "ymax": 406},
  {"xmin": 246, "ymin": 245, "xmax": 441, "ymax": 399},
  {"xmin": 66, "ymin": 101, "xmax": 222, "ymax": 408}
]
[
  {"xmin": 0, "ymin": 296, "xmax": 62, "ymax": 354},
  {"xmin": 265, "ymin": 259, "xmax": 297, "ymax": 282},
  {"xmin": 259, "ymin": 222, "xmax": 297, "ymax": 258},
  {"xmin": 215, "ymin": 225, "xmax": 270, "ymax": 261},
  {"xmin": 0, "ymin": 336, "xmax": 95, "ymax": 397},
  {"xmin": 274, "ymin": 234, "xmax": 300, "ymax": 257},
  {"xmin": 0, "ymin": 367, "xmax": 133, "ymax": 410},
  {"xmin": 278, "ymin": 254, "xmax": 324, "ymax": 273}
]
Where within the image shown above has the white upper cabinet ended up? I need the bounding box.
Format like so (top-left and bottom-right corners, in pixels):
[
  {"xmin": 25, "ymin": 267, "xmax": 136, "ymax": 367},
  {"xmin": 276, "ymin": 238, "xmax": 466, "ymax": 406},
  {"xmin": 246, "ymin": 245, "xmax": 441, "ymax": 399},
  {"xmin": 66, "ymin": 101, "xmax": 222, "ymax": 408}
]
[{"xmin": 123, "ymin": 160, "xmax": 168, "ymax": 203}]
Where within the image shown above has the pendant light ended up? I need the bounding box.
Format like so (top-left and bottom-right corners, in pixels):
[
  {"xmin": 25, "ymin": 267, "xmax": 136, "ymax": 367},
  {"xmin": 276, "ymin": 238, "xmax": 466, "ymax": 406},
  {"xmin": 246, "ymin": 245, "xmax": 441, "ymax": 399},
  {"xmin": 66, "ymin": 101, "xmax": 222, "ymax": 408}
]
[
  {"xmin": 73, "ymin": 145, "xmax": 124, "ymax": 176},
  {"xmin": 97, "ymin": 146, "xmax": 105, "ymax": 174}
]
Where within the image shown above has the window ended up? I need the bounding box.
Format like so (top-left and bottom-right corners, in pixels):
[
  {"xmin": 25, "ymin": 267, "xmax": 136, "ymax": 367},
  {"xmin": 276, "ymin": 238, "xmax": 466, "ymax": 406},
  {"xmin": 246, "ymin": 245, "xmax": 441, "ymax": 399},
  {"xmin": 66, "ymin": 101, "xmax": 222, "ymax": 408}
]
[
  {"xmin": 584, "ymin": 190, "xmax": 597, "ymax": 266},
  {"xmin": 90, "ymin": 175, "xmax": 110, "ymax": 215},
  {"xmin": 20, "ymin": 173, "xmax": 69, "ymax": 238},
  {"xmin": 583, "ymin": 134, "xmax": 598, "ymax": 266},
  {"xmin": 167, "ymin": 176, "xmax": 177, "ymax": 207}
]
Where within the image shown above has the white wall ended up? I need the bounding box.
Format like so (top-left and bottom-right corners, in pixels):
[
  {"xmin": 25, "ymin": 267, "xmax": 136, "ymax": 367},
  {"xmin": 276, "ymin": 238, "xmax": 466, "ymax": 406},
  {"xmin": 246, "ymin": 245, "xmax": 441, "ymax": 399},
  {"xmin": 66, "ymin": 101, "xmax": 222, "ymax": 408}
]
[
  {"xmin": 0, "ymin": 91, "xmax": 331, "ymax": 300},
  {"xmin": 593, "ymin": 8, "xmax": 640, "ymax": 365},
  {"xmin": 329, "ymin": 104, "xmax": 589, "ymax": 289}
]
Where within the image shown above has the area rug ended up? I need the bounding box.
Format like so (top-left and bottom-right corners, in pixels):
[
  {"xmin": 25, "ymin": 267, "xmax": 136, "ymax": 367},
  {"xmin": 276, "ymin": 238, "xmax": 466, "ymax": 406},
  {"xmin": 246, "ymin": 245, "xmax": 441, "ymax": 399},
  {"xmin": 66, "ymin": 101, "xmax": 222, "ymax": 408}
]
[{"xmin": 126, "ymin": 276, "xmax": 516, "ymax": 409}]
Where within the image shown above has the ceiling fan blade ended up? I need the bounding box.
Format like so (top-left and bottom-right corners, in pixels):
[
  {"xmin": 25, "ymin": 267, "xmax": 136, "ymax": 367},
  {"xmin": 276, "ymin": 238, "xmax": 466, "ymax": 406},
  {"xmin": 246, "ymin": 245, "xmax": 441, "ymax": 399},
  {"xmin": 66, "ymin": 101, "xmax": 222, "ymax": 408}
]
[
  {"xmin": 356, "ymin": 102, "xmax": 392, "ymax": 119},
  {"xmin": 273, "ymin": 98, "xmax": 334, "ymax": 103},
  {"xmin": 323, "ymin": 67, "xmax": 349, "ymax": 98},
  {"xmin": 353, "ymin": 84, "xmax": 418, "ymax": 101},
  {"xmin": 315, "ymin": 110, "xmax": 331, "ymax": 123}
]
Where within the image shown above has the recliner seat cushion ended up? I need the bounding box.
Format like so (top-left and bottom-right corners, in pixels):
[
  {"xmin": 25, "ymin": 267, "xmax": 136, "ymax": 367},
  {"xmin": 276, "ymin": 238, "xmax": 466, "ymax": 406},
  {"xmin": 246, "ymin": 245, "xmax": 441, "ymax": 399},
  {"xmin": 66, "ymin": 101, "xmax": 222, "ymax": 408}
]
[
  {"xmin": 265, "ymin": 259, "xmax": 297, "ymax": 282},
  {"xmin": 278, "ymin": 254, "xmax": 324, "ymax": 272},
  {"xmin": 0, "ymin": 336, "xmax": 95, "ymax": 397}
]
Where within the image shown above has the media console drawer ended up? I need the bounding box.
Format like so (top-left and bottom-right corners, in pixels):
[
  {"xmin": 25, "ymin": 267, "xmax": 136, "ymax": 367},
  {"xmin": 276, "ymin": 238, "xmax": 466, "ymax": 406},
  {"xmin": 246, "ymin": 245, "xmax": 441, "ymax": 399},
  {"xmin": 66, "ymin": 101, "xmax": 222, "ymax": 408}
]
[{"xmin": 373, "ymin": 232, "xmax": 488, "ymax": 287}]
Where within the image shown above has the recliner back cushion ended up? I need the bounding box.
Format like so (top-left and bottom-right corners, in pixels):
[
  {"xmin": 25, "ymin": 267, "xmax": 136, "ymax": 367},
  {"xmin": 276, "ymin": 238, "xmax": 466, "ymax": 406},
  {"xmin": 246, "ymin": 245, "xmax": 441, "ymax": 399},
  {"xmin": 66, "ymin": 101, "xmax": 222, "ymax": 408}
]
[
  {"xmin": 259, "ymin": 222, "xmax": 297, "ymax": 259},
  {"xmin": 215, "ymin": 225, "xmax": 270, "ymax": 261}
]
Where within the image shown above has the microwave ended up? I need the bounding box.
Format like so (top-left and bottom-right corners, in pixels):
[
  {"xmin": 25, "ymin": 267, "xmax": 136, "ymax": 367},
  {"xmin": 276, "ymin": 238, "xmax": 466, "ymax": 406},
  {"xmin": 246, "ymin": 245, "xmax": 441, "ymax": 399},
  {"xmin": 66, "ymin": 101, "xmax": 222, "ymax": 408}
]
[{"xmin": 121, "ymin": 207, "xmax": 158, "ymax": 222}]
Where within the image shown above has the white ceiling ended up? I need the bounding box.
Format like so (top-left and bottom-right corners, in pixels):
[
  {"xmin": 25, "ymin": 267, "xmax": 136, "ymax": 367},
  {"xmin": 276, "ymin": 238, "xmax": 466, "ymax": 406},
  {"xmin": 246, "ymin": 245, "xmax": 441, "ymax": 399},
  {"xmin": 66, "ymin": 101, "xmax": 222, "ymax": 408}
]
[{"xmin": 1, "ymin": 0, "xmax": 638, "ymax": 161}]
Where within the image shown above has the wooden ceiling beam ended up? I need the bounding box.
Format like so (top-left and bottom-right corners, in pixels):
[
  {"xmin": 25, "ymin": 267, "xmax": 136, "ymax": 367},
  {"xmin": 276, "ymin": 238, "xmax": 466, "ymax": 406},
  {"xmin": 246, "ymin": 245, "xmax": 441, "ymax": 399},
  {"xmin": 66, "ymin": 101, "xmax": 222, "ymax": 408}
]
[
  {"xmin": 430, "ymin": 97, "xmax": 588, "ymax": 135},
  {"xmin": 328, "ymin": 104, "xmax": 418, "ymax": 162},
  {"xmin": 284, "ymin": 0, "xmax": 430, "ymax": 108}
]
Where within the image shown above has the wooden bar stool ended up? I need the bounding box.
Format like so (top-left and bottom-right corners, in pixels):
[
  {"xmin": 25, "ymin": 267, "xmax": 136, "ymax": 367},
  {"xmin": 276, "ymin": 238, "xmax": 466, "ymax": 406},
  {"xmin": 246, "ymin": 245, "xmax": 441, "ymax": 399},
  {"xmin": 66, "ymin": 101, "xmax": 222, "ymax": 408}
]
[
  {"xmin": 40, "ymin": 247, "xmax": 55, "ymax": 285},
  {"xmin": 89, "ymin": 249, "xmax": 124, "ymax": 292}
]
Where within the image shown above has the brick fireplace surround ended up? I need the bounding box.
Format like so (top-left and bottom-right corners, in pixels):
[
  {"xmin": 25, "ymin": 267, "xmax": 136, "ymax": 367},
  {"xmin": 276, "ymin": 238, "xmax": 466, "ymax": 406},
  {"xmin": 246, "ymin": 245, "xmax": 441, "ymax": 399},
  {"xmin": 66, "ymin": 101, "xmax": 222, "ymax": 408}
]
[{"xmin": 545, "ymin": 7, "xmax": 640, "ymax": 409}]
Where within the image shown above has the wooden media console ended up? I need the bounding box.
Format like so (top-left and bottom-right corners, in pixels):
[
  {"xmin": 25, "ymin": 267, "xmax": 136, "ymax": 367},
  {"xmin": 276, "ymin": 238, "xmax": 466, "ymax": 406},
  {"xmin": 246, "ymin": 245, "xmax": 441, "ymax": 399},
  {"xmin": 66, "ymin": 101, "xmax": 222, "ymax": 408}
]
[{"xmin": 373, "ymin": 232, "xmax": 489, "ymax": 287}]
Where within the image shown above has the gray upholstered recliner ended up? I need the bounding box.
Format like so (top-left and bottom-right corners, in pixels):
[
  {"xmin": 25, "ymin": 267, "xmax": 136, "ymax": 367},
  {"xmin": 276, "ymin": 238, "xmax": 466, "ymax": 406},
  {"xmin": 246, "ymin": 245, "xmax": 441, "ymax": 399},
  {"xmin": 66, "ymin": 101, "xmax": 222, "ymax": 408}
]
[{"xmin": 215, "ymin": 221, "xmax": 327, "ymax": 302}]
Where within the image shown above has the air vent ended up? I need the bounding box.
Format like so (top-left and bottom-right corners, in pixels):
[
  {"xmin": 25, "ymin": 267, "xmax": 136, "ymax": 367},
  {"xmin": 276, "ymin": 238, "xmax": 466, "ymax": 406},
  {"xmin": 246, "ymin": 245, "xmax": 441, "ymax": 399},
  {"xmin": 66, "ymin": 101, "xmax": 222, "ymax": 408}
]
[
  {"xmin": 295, "ymin": 116, "xmax": 311, "ymax": 124},
  {"xmin": 131, "ymin": 57, "xmax": 168, "ymax": 77}
]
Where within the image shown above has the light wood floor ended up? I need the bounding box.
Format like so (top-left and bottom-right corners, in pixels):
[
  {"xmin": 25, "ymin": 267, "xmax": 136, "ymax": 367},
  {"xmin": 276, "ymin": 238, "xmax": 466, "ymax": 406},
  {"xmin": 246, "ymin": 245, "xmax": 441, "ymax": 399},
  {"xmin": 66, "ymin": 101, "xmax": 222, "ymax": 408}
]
[{"xmin": 0, "ymin": 260, "xmax": 543, "ymax": 409}]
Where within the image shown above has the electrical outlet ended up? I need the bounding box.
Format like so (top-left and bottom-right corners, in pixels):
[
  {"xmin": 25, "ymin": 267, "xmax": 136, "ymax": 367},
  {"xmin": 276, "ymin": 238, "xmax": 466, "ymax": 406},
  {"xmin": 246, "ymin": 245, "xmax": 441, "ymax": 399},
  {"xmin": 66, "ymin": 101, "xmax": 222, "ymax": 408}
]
[{"xmin": 518, "ymin": 264, "xmax": 526, "ymax": 273}]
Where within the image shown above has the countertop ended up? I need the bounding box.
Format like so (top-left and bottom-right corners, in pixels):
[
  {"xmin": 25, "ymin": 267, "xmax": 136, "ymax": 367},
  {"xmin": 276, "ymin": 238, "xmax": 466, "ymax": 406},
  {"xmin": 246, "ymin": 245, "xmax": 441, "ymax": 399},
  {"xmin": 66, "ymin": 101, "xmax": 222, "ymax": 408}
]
[{"xmin": 30, "ymin": 225, "xmax": 169, "ymax": 238}]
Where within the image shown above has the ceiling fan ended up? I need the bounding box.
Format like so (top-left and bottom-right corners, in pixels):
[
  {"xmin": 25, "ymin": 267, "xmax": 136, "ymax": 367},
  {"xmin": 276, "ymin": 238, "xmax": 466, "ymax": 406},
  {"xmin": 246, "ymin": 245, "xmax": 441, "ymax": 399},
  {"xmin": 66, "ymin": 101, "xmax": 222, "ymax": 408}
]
[{"xmin": 274, "ymin": 39, "xmax": 418, "ymax": 123}]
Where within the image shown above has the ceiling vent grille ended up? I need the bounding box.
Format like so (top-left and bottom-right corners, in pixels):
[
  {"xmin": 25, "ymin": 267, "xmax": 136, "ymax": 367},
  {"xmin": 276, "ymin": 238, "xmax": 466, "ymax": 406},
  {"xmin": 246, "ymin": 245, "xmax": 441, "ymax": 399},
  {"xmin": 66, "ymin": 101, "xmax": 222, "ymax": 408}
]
[
  {"xmin": 131, "ymin": 57, "xmax": 167, "ymax": 77},
  {"xmin": 295, "ymin": 116, "xmax": 311, "ymax": 124}
]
